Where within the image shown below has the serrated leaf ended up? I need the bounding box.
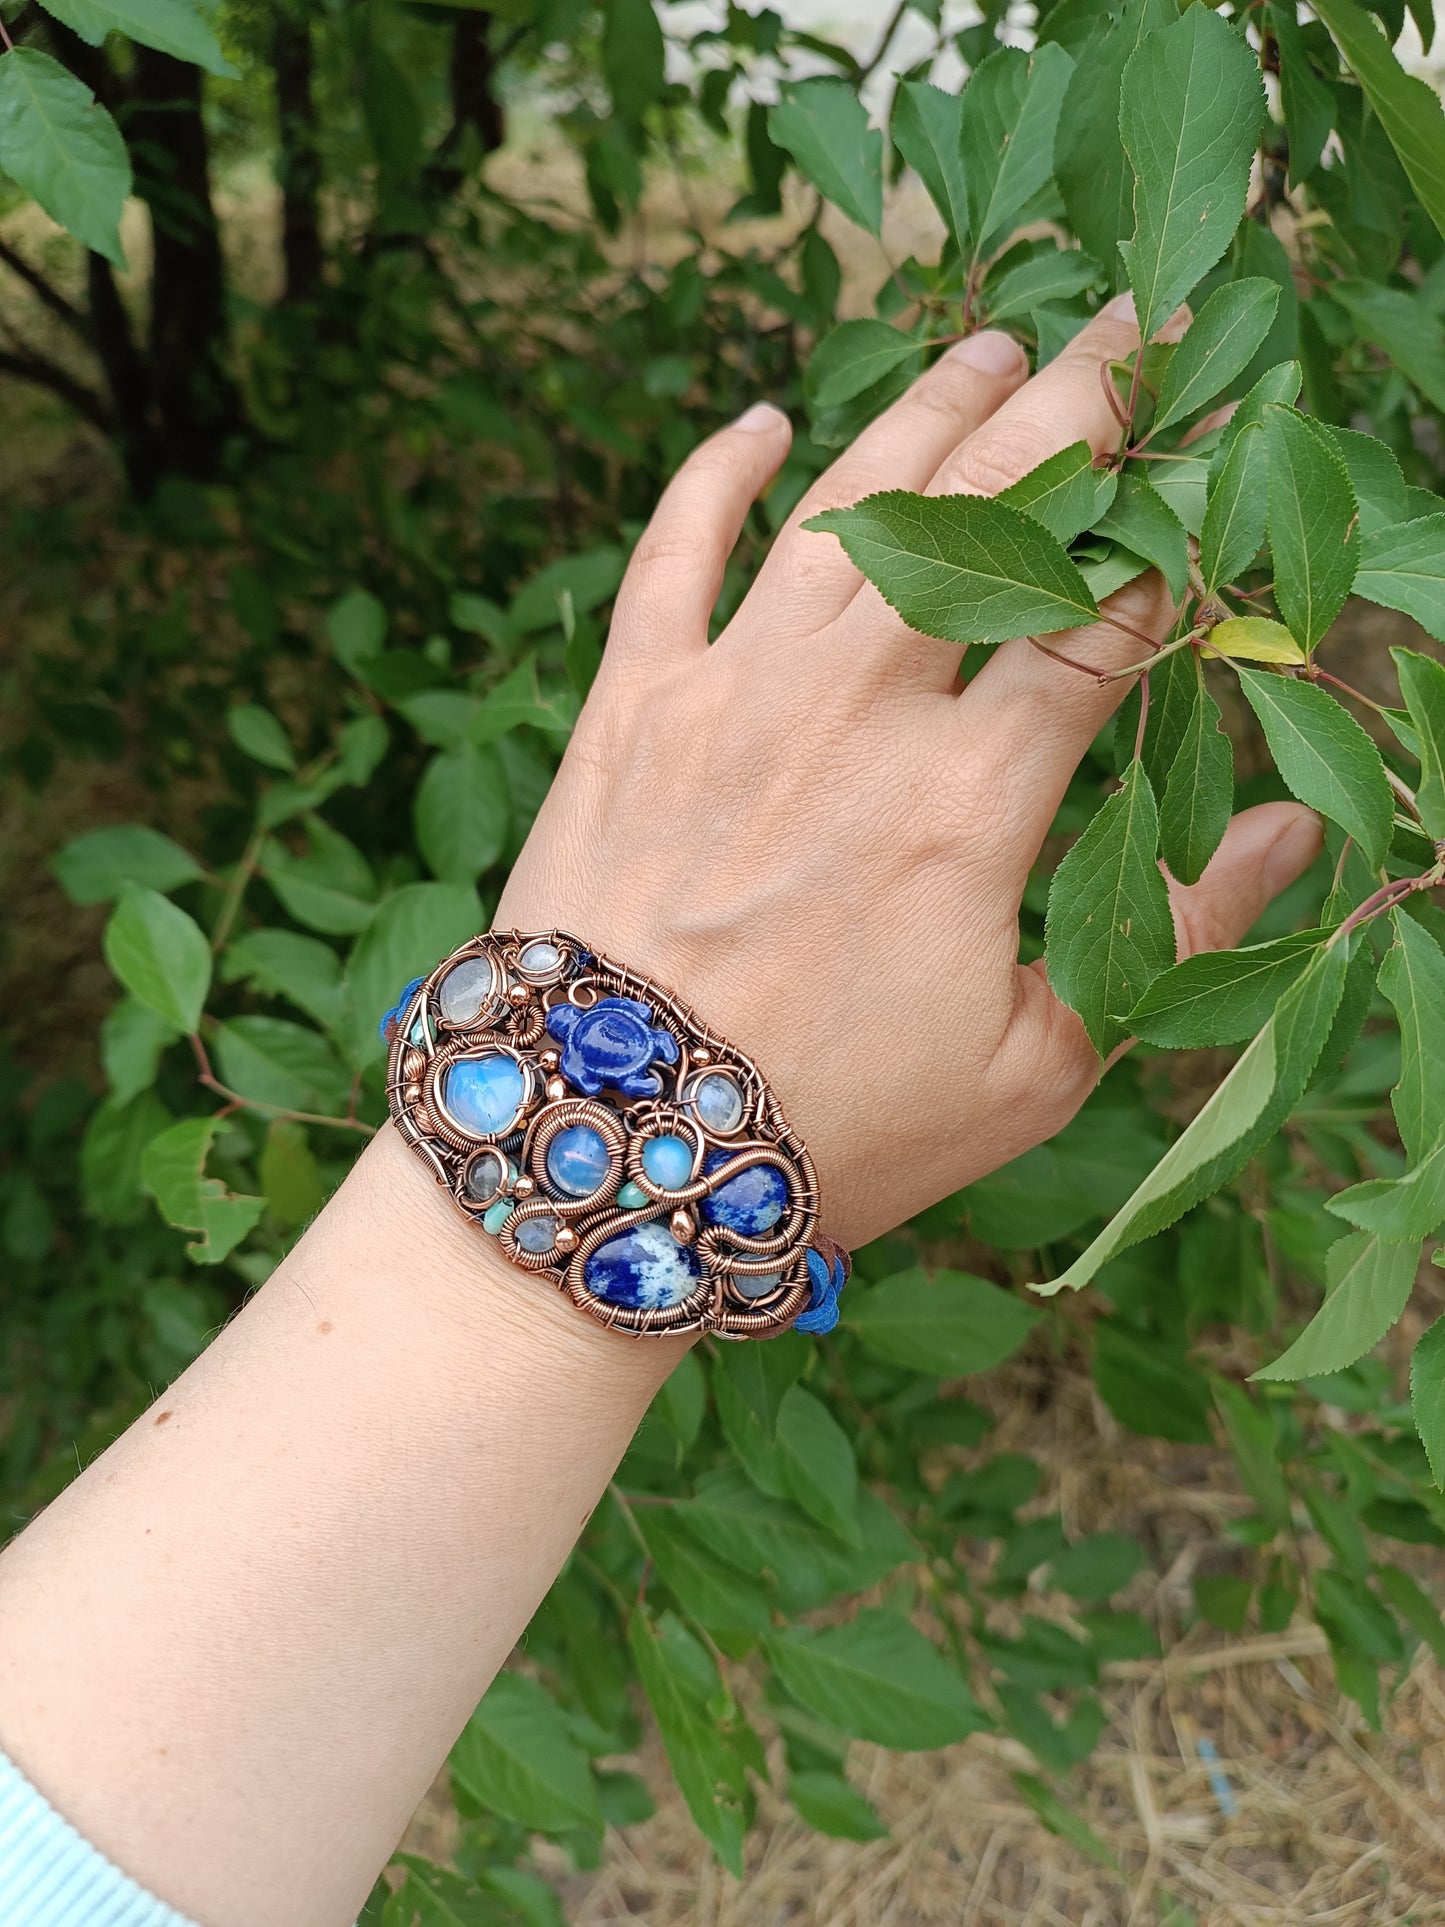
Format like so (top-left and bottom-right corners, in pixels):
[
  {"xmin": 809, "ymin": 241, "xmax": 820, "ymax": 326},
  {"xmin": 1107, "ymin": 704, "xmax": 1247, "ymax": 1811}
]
[
  {"xmin": 804, "ymin": 492, "xmax": 1098, "ymax": 646},
  {"xmin": 983, "ymin": 247, "xmax": 1102, "ymax": 324},
  {"xmin": 53, "ymin": 824, "xmax": 202, "ymax": 905},
  {"xmin": 1380, "ymin": 909, "xmax": 1445, "ymax": 1163},
  {"xmin": 1270, "ymin": 1, "xmax": 1336, "ymax": 185},
  {"xmin": 450, "ymin": 1672, "xmax": 601, "ymax": 1835},
  {"xmin": 768, "ymin": 1610, "xmax": 986, "ymax": 1752},
  {"xmin": 1253, "ymin": 1230, "xmax": 1419, "ymax": 1381},
  {"xmin": 1355, "ymin": 521, "xmax": 1445, "ymax": 650},
  {"xmin": 1325, "ymin": 426, "xmax": 1408, "ymax": 538},
  {"xmin": 1411, "ymin": 1316, "xmax": 1445, "ymax": 1487},
  {"xmin": 213, "ymin": 1016, "xmax": 350, "ymax": 1115},
  {"xmin": 1127, "ymin": 928, "xmax": 1329, "ymax": 1047},
  {"xmin": 805, "ymin": 320, "xmax": 925, "ymax": 412},
  {"xmin": 1037, "ymin": 938, "xmax": 1352, "ymax": 1294},
  {"xmin": 37, "ymin": 0, "xmax": 233, "ymax": 76},
  {"xmin": 1093, "ymin": 473, "xmax": 1188, "ymax": 600},
  {"xmin": 842, "ymin": 1267, "xmax": 1040, "ymax": 1375},
  {"xmin": 1265, "ymin": 407, "xmax": 1359, "ymax": 655},
  {"xmin": 633, "ymin": 1505, "xmax": 772, "ymax": 1634},
  {"xmin": 0, "ymin": 48, "xmax": 130, "ymax": 266},
  {"xmin": 1205, "ymin": 617, "xmax": 1305, "ymax": 665},
  {"xmin": 961, "ymin": 43, "xmax": 1073, "ymax": 261},
  {"xmin": 1054, "ymin": 0, "xmax": 1177, "ymax": 278},
  {"xmin": 1045, "ymin": 759, "xmax": 1176, "ymax": 1057},
  {"xmin": 142, "ymin": 1116, "xmax": 263, "ymax": 1265},
  {"xmin": 775, "ymin": 1386, "xmax": 860, "ymax": 1547},
  {"xmin": 103, "ymin": 883, "xmax": 211, "ymax": 1034},
  {"xmin": 1312, "ymin": 0, "xmax": 1445, "ymax": 244},
  {"xmin": 628, "ymin": 1612, "xmax": 747, "ymax": 1873},
  {"xmin": 891, "ymin": 80, "xmax": 968, "ymax": 250},
  {"xmin": 1235, "ymin": 668, "xmax": 1392, "ymax": 869},
  {"xmin": 1151, "ymin": 279, "xmax": 1281, "ymax": 434},
  {"xmin": 414, "ymin": 742, "xmax": 508, "ymax": 884},
  {"xmin": 1332, "ymin": 281, "xmax": 1445, "ymax": 413},
  {"xmin": 1159, "ymin": 665, "xmax": 1232, "ymax": 884},
  {"xmin": 1326, "ymin": 1141, "xmax": 1445, "ymax": 1239},
  {"xmin": 221, "ymin": 928, "xmax": 344, "ymax": 1034},
  {"xmin": 1000, "ymin": 442, "xmax": 1114, "ymax": 546},
  {"xmin": 769, "ymin": 80, "xmax": 881, "ymax": 237},
  {"xmin": 227, "ymin": 703, "xmax": 295, "ymax": 773},
  {"xmin": 1118, "ymin": 7, "xmax": 1264, "ymax": 343}
]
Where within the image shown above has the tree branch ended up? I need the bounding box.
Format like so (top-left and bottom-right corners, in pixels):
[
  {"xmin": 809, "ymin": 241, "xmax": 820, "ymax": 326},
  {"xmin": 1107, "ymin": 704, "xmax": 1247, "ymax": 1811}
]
[
  {"xmin": 0, "ymin": 346, "xmax": 113, "ymax": 434},
  {"xmin": 0, "ymin": 237, "xmax": 92, "ymax": 342}
]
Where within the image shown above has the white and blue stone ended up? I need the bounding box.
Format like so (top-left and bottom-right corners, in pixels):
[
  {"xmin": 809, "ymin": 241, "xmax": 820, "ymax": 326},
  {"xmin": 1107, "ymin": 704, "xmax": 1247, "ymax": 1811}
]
[
  {"xmin": 545, "ymin": 1124, "xmax": 610, "ymax": 1198},
  {"xmin": 701, "ymin": 1149, "xmax": 788, "ymax": 1236},
  {"xmin": 641, "ymin": 1133, "xmax": 694, "ymax": 1190},
  {"xmin": 515, "ymin": 1214, "xmax": 558, "ymax": 1255},
  {"xmin": 583, "ymin": 1220, "xmax": 700, "ymax": 1310},
  {"xmin": 691, "ymin": 1071, "xmax": 744, "ymax": 1134},
  {"xmin": 442, "ymin": 1052, "xmax": 527, "ymax": 1138}
]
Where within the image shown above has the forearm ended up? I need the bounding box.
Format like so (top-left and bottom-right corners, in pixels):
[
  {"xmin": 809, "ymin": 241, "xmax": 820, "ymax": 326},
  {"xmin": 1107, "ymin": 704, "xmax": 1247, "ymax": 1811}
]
[{"xmin": 0, "ymin": 1126, "xmax": 688, "ymax": 1927}]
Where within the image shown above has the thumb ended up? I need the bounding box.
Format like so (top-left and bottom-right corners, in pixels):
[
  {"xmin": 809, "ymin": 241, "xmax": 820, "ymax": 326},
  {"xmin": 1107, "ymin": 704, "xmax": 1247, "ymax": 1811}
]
[{"xmin": 1167, "ymin": 803, "xmax": 1324, "ymax": 960}]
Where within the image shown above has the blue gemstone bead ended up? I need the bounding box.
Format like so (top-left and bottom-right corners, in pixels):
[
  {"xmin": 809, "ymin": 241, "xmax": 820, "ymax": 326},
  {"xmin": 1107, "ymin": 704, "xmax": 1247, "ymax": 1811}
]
[
  {"xmin": 583, "ymin": 1221, "xmax": 701, "ymax": 1310},
  {"xmin": 702, "ymin": 1150, "xmax": 787, "ymax": 1236},
  {"xmin": 546, "ymin": 1124, "xmax": 610, "ymax": 1198},
  {"xmin": 693, "ymin": 1071, "xmax": 744, "ymax": 1133},
  {"xmin": 515, "ymin": 1214, "xmax": 558, "ymax": 1254},
  {"xmin": 641, "ymin": 1133, "xmax": 693, "ymax": 1189},
  {"xmin": 443, "ymin": 1053, "xmax": 526, "ymax": 1137}
]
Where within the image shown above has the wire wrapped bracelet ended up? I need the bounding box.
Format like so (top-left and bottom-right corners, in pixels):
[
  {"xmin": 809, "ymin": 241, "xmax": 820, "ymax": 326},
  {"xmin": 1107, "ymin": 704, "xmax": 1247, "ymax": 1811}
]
[{"xmin": 380, "ymin": 930, "xmax": 850, "ymax": 1339}]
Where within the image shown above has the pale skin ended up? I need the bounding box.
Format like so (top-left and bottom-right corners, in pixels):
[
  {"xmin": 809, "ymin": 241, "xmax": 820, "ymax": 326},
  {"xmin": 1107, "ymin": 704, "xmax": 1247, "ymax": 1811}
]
[{"xmin": 0, "ymin": 295, "xmax": 1321, "ymax": 1927}]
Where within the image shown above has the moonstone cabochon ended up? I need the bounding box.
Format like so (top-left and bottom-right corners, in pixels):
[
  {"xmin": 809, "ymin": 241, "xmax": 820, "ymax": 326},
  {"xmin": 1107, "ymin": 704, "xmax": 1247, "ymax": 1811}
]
[
  {"xmin": 583, "ymin": 1220, "xmax": 701, "ymax": 1310},
  {"xmin": 545, "ymin": 1124, "xmax": 610, "ymax": 1198},
  {"xmin": 442, "ymin": 1052, "xmax": 527, "ymax": 1137}
]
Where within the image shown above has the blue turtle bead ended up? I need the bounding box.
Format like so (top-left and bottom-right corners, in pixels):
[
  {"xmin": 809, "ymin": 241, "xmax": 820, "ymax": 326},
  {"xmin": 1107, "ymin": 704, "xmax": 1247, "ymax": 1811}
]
[
  {"xmin": 583, "ymin": 1220, "xmax": 700, "ymax": 1310},
  {"xmin": 701, "ymin": 1149, "xmax": 788, "ymax": 1236},
  {"xmin": 547, "ymin": 997, "xmax": 679, "ymax": 1099}
]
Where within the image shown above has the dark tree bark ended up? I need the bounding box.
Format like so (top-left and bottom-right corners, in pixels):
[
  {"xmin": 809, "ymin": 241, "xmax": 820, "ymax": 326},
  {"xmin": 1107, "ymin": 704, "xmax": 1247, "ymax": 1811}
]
[
  {"xmin": 128, "ymin": 46, "xmax": 242, "ymax": 475},
  {"xmin": 273, "ymin": 8, "xmax": 323, "ymax": 304},
  {"xmin": 449, "ymin": 11, "xmax": 504, "ymax": 155},
  {"xmin": 87, "ymin": 255, "xmax": 162, "ymax": 495}
]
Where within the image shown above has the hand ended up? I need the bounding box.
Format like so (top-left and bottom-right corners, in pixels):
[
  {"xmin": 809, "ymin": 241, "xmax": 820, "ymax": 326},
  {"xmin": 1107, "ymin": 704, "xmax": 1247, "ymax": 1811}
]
[{"xmin": 498, "ymin": 299, "xmax": 1322, "ymax": 1251}]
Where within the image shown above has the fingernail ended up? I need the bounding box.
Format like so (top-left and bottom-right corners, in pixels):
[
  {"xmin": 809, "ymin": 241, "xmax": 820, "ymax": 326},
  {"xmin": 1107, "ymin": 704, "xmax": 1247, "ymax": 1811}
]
[
  {"xmin": 732, "ymin": 402, "xmax": 788, "ymax": 433},
  {"xmin": 1264, "ymin": 811, "xmax": 1325, "ymax": 896},
  {"xmin": 1106, "ymin": 291, "xmax": 1137, "ymax": 323},
  {"xmin": 949, "ymin": 330, "xmax": 1026, "ymax": 374}
]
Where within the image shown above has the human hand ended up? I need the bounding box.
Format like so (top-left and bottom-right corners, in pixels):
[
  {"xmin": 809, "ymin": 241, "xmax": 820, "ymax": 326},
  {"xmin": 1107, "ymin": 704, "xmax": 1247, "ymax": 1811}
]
[{"xmin": 497, "ymin": 299, "xmax": 1322, "ymax": 1252}]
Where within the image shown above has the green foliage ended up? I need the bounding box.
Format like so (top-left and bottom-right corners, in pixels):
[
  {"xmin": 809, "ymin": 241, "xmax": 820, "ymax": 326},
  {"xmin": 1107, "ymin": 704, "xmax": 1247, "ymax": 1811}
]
[{"xmin": 0, "ymin": 47, "xmax": 130, "ymax": 265}]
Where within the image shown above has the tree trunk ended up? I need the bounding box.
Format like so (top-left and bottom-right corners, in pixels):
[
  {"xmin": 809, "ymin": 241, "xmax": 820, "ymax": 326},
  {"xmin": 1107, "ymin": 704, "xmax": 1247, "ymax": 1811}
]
[
  {"xmin": 128, "ymin": 46, "xmax": 242, "ymax": 475},
  {"xmin": 450, "ymin": 11, "xmax": 504, "ymax": 156},
  {"xmin": 87, "ymin": 255, "xmax": 162, "ymax": 496},
  {"xmin": 273, "ymin": 9, "xmax": 323, "ymax": 304}
]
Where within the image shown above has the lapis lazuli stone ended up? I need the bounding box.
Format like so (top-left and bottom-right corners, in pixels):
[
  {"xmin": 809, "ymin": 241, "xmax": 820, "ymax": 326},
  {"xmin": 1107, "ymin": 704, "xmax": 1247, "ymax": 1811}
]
[
  {"xmin": 546, "ymin": 1124, "xmax": 610, "ymax": 1198},
  {"xmin": 692, "ymin": 1071, "xmax": 744, "ymax": 1134},
  {"xmin": 443, "ymin": 1052, "xmax": 526, "ymax": 1137},
  {"xmin": 547, "ymin": 996, "xmax": 680, "ymax": 1099},
  {"xmin": 515, "ymin": 1214, "xmax": 558, "ymax": 1254},
  {"xmin": 642, "ymin": 1133, "xmax": 693, "ymax": 1190},
  {"xmin": 583, "ymin": 1220, "xmax": 701, "ymax": 1310},
  {"xmin": 702, "ymin": 1149, "xmax": 787, "ymax": 1235}
]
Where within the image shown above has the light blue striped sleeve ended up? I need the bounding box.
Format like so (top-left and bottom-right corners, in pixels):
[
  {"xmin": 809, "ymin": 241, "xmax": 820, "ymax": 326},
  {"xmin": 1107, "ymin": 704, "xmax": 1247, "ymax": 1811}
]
[{"xmin": 0, "ymin": 1749, "xmax": 200, "ymax": 1927}]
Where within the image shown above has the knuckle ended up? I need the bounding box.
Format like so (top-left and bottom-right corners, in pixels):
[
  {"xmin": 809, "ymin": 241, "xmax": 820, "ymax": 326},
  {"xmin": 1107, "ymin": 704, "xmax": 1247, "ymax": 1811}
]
[{"xmin": 938, "ymin": 420, "xmax": 1056, "ymax": 499}]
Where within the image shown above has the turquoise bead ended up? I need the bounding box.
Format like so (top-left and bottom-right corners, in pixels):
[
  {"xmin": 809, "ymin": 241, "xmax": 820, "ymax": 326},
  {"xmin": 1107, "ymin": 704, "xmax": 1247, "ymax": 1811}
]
[
  {"xmin": 546, "ymin": 1124, "xmax": 610, "ymax": 1198},
  {"xmin": 642, "ymin": 1133, "xmax": 693, "ymax": 1189},
  {"xmin": 443, "ymin": 1052, "xmax": 526, "ymax": 1137},
  {"xmin": 617, "ymin": 1180, "xmax": 649, "ymax": 1209},
  {"xmin": 482, "ymin": 1199, "xmax": 512, "ymax": 1235}
]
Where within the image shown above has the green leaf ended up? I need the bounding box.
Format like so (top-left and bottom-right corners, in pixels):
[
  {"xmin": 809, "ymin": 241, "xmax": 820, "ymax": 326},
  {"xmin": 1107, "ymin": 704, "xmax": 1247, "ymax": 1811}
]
[
  {"xmin": 102, "ymin": 883, "xmax": 211, "ymax": 1034},
  {"xmin": 1412, "ymin": 1315, "xmax": 1445, "ymax": 1487},
  {"xmin": 960, "ymin": 43, "xmax": 1073, "ymax": 261},
  {"xmin": 509, "ymin": 549, "xmax": 624, "ymax": 635},
  {"xmin": 0, "ymin": 48, "xmax": 130, "ymax": 266},
  {"xmin": 1205, "ymin": 617, "xmax": 1305, "ymax": 666},
  {"xmin": 602, "ymin": 0, "xmax": 665, "ymax": 125},
  {"xmin": 1311, "ymin": 0, "xmax": 1445, "ymax": 244},
  {"xmin": 53, "ymin": 824, "xmax": 203, "ymax": 906},
  {"xmin": 450, "ymin": 1672, "xmax": 601, "ymax": 1835},
  {"xmin": 1355, "ymin": 520, "xmax": 1445, "ymax": 647},
  {"xmin": 1326, "ymin": 1141, "xmax": 1445, "ymax": 1240},
  {"xmin": 709, "ymin": 1333, "xmax": 806, "ymax": 1441},
  {"xmin": 1235, "ymin": 668, "xmax": 1392, "ymax": 869},
  {"xmin": 142, "ymin": 1116, "xmax": 264, "ymax": 1265},
  {"xmin": 1093, "ymin": 1322, "xmax": 1215, "ymax": 1442},
  {"xmin": 1047, "ymin": 1533, "xmax": 1143, "ymax": 1601},
  {"xmin": 261, "ymin": 820, "xmax": 377, "ymax": 937},
  {"xmin": 81, "ymin": 1090, "xmax": 169, "ymax": 1224},
  {"xmin": 633, "ymin": 1506, "xmax": 773, "ymax": 1634},
  {"xmin": 259, "ymin": 1120, "xmax": 324, "ymax": 1228},
  {"xmin": 677, "ymin": 1471, "xmax": 913, "ymax": 1615},
  {"xmin": 327, "ymin": 589, "xmax": 386, "ymax": 672},
  {"xmin": 1376, "ymin": 1563, "xmax": 1445, "ymax": 1666},
  {"xmin": 842, "ymin": 1267, "xmax": 1040, "ymax": 1375},
  {"xmin": 891, "ymin": 80, "xmax": 968, "ymax": 250},
  {"xmin": 775, "ymin": 1386, "xmax": 860, "ymax": 1547},
  {"xmin": 37, "ymin": 0, "xmax": 234, "ymax": 75},
  {"xmin": 1011, "ymin": 1772, "xmax": 1115, "ymax": 1867},
  {"xmin": 984, "ymin": 247, "xmax": 1102, "ymax": 324},
  {"xmin": 628, "ymin": 1612, "xmax": 747, "ymax": 1873},
  {"xmin": 804, "ymin": 492, "xmax": 1098, "ymax": 647},
  {"xmin": 1213, "ymin": 1377, "xmax": 1291, "ymax": 1526},
  {"xmin": 100, "ymin": 997, "xmax": 178, "ymax": 1105},
  {"xmin": 1264, "ymin": 407, "xmax": 1359, "ymax": 655},
  {"xmin": 1045, "ymin": 759, "xmax": 1175, "ymax": 1058},
  {"xmin": 1324, "ymin": 426, "xmax": 1408, "ymax": 538},
  {"xmin": 1271, "ymin": 1, "xmax": 1336, "ymax": 185},
  {"xmin": 788, "ymin": 1770, "xmax": 887, "ymax": 1842},
  {"xmin": 1117, "ymin": 7, "xmax": 1264, "ymax": 343},
  {"xmin": 1000, "ymin": 442, "xmax": 1114, "ymax": 546},
  {"xmin": 1380, "ymin": 910, "xmax": 1445, "ymax": 1163},
  {"xmin": 1093, "ymin": 473, "xmax": 1188, "ymax": 601},
  {"xmin": 1127, "ymin": 928, "xmax": 1329, "ymax": 1048},
  {"xmin": 1151, "ymin": 280, "xmax": 1281, "ymax": 434},
  {"xmin": 1394, "ymin": 650, "xmax": 1445, "ymax": 844},
  {"xmin": 805, "ymin": 321, "xmax": 925, "ymax": 412},
  {"xmin": 342, "ymin": 881, "xmax": 483, "ymax": 1065},
  {"xmin": 768, "ymin": 1610, "xmax": 986, "ymax": 1752},
  {"xmin": 227, "ymin": 703, "xmax": 296, "ymax": 773},
  {"xmin": 213, "ymin": 1017, "xmax": 350, "ymax": 1115},
  {"xmin": 1256, "ymin": 1227, "xmax": 1420, "ymax": 1381},
  {"xmin": 1159, "ymin": 666, "xmax": 1232, "ymax": 885},
  {"xmin": 1038, "ymin": 939, "xmax": 1352, "ymax": 1294},
  {"xmin": 1331, "ymin": 281, "xmax": 1445, "ymax": 413},
  {"xmin": 221, "ymin": 929, "xmax": 344, "ymax": 1034},
  {"xmin": 413, "ymin": 743, "xmax": 508, "ymax": 884},
  {"xmin": 769, "ymin": 80, "xmax": 882, "ymax": 237}
]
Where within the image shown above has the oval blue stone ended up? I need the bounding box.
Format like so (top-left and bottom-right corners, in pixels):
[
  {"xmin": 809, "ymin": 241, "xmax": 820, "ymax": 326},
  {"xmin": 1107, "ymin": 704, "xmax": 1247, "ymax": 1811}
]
[
  {"xmin": 443, "ymin": 1053, "xmax": 526, "ymax": 1137},
  {"xmin": 546, "ymin": 1124, "xmax": 610, "ymax": 1198},
  {"xmin": 702, "ymin": 1150, "xmax": 787, "ymax": 1236},
  {"xmin": 583, "ymin": 1220, "xmax": 700, "ymax": 1311},
  {"xmin": 641, "ymin": 1133, "xmax": 693, "ymax": 1190},
  {"xmin": 515, "ymin": 1214, "xmax": 558, "ymax": 1254}
]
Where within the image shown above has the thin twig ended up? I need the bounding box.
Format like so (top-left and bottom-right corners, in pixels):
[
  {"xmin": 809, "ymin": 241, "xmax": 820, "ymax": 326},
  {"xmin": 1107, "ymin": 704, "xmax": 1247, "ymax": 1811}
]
[{"xmin": 188, "ymin": 1032, "xmax": 374, "ymax": 1137}]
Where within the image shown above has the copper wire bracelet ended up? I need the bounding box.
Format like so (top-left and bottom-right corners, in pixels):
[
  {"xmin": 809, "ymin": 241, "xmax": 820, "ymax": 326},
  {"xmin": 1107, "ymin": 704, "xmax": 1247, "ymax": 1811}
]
[{"xmin": 380, "ymin": 929, "xmax": 850, "ymax": 1340}]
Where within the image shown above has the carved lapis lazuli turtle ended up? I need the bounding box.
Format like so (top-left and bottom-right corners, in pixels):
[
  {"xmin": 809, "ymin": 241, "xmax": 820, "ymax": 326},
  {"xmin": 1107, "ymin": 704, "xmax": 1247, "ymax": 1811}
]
[{"xmin": 546, "ymin": 995, "xmax": 680, "ymax": 1099}]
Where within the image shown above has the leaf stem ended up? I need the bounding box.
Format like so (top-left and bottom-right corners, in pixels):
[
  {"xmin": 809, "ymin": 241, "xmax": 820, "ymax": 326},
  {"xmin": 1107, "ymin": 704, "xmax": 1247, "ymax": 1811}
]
[
  {"xmin": 1311, "ymin": 668, "xmax": 1387, "ymax": 717},
  {"xmin": 211, "ymin": 824, "xmax": 265, "ymax": 955},
  {"xmin": 187, "ymin": 1031, "xmax": 374, "ymax": 1137}
]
